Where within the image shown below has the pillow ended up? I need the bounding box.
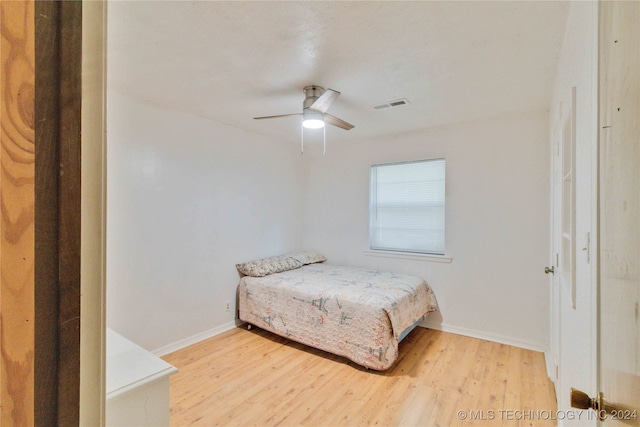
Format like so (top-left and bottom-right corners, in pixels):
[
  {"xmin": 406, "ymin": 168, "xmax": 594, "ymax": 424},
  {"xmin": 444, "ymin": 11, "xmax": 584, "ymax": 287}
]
[
  {"xmin": 236, "ymin": 255, "xmax": 303, "ymax": 277},
  {"xmin": 287, "ymin": 251, "xmax": 327, "ymax": 265}
]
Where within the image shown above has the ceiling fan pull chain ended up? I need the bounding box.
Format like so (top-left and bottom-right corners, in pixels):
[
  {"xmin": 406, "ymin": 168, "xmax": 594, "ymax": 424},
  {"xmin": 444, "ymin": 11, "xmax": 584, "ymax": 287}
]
[{"xmin": 323, "ymin": 125, "xmax": 326, "ymax": 156}]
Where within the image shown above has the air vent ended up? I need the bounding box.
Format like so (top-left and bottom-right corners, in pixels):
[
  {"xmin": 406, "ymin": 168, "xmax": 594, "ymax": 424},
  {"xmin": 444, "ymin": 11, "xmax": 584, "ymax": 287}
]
[{"xmin": 374, "ymin": 98, "xmax": 410, "ymax": 110}]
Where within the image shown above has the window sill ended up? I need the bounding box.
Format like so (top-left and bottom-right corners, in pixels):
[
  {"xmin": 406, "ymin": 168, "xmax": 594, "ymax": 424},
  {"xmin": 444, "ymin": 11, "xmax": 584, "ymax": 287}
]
[{"xmin": 363, "ymin": 250, "xmax": 453, "ymax": 263}]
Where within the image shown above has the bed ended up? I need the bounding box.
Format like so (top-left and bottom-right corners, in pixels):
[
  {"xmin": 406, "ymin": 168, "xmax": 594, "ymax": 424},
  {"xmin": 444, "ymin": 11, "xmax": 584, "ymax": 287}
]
[{"xmin": 236, "ymin": 252, "xmax": 438, "ymax": 370}]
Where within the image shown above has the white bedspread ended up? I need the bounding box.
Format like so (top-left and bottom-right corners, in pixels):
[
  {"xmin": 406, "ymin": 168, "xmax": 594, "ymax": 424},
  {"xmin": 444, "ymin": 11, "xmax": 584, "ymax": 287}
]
[{"xmin": 238, "ymin": 263, "xmax": 438, "ymax": 370}]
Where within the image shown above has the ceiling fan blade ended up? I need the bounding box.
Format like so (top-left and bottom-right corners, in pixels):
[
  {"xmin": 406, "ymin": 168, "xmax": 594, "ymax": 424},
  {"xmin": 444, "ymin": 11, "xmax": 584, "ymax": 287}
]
[
  {"xmin": 253, "ymin": 113, "xmax": 301, "ymax": 120},
  {"xmin": 325, "ymin": 113, "xmax": 354, "ymax": 130},
  {"xmin": 308, "ymin": 89, "xmax": 340, "ymax": 113}
]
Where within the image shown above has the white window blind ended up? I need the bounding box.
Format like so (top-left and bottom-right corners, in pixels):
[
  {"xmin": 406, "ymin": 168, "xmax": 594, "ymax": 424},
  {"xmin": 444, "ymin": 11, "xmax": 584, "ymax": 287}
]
[{"xmin": 369, "ymin": 158, "xmax": 445, "ymax": 255}]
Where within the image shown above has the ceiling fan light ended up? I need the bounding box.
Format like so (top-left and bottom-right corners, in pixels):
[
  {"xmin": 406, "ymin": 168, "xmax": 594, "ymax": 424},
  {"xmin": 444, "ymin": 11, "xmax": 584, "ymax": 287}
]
[
  {"xmin": 303, "ymin": 119, "xmax": 325, "ymax": 129},
  {"xmin": 302, "ymin": 110, "xmax": 325, "ymax": 129}
]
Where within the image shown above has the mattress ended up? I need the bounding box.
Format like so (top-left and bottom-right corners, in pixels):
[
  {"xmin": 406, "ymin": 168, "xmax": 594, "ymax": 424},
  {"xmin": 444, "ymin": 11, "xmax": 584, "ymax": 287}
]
[{"xmin": 238, "ymin": 263, "xmax": 438, "ymax": 370}]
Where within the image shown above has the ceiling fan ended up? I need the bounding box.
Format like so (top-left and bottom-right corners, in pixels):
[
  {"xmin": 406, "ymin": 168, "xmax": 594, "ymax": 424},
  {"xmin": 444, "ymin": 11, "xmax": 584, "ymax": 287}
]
[
  {"xmin": 254, "ymin": 85, "xmax": 354, "ymax": 130},
  {"xmin": 254, "ymin": 85, "xmax": 354, "ymax": 154}
]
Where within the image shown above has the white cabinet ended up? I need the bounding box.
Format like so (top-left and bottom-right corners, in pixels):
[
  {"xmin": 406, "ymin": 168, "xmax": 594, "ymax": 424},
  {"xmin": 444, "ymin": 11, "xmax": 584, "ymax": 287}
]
[{"xmin": 106, "ymin": 329, "xmax": 178, "ymax": 426}]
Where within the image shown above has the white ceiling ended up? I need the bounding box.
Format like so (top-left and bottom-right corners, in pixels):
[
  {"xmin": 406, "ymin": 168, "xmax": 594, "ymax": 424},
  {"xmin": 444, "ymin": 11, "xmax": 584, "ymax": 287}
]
[{"xmin": 107, "ymin": 1, "xmax": 570, "ymax": 146}]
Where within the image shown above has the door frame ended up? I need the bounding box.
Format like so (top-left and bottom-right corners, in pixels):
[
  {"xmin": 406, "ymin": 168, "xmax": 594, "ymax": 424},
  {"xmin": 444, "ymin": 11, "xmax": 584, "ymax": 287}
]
[
  {"xmin": 1, "ymin": 1, "xmax": 105, "ymax": 425},
  {"xmin": 79, "ymin": 1, "xmax": 107, "ymax": 424}
]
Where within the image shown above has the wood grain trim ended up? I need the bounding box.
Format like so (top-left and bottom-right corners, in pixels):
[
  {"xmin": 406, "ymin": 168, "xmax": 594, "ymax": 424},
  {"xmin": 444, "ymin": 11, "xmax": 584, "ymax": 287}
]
[
  {"xmin": 56, "ymin": 3, "xmax": 82, "ymax": 425},
  {"xmin": 34, "ymin": 2, "xmax": 60, "ymax": 425},
  {"xmin": 34, "ymin": 2, "xmax": 83, "ymax": 425},
  {"xmin": 1, "ymin": 1, "xmax": 36, "ymax": 425}
]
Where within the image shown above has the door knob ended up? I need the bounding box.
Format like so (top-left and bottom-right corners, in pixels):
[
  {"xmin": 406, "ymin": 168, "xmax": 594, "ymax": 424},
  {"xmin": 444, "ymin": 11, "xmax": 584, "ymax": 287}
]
[
  {"xmin": 545, "ymin": 266, "xmax": 555, "ymax": 274},
  {"xmin": 571, "ymin": 388, "xmax": 637, "ymax": 422},
  {"xmin": 570, "ymin": 388, "xmax": 597, "ymax": 410}
]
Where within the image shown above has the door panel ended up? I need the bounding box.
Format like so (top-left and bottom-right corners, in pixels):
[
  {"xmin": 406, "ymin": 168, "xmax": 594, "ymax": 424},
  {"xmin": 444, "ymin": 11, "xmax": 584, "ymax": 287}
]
[
  {"xmin": 554, "ymin": 84, "xmax": 596, "ymax": 425},
  {"xmin": 598, "ymin": 1, "xmax": 640, "ymax": 425},
  {"xmin": 550, "ymin": 4, "xmax": 599, "ymax": 423},
  {"xmin": 550, "ymin": 122, "xmax": 562, "ymax": 395}
]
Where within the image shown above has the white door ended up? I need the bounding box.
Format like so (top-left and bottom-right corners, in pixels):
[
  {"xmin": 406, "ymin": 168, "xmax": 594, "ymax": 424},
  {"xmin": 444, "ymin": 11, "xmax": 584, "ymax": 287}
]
[
  {"xmin": 548, "ymin": 2, "xmax": 598, "ymax": 418},
  {"xmin": 549, "ymin": 121, "xmax": 563, "ymax": 397},
  {"xmin": 550, "ymin": 92, "xmax": 578, "ymax": 397},
  {"xmin": 550, "ymin": 31, "xmax": 599, "ymax": 422}
]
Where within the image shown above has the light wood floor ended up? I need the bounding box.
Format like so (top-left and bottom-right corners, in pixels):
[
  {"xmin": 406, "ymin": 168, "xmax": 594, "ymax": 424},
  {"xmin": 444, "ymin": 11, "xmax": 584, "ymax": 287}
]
[{"xmin": 163, "ymin": 326, "xmax": 557, "ymax": 426}]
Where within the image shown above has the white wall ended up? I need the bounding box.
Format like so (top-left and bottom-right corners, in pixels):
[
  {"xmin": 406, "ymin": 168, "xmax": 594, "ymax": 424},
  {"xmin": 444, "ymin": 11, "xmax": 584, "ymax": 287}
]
[
  {"xmin": 548, "ymin": 2, "xmax": 597, "ymax": 423},
  {"xmin": 107, "ymin": 91, "xmax": 553, "ymax": 354},
  {"xmin": 106, "ymin": 91, "xmax": 304, "ymax": 352},
  {"xmin": 302, "ymin": 112, "xmax": 550, "ymax": 350}
]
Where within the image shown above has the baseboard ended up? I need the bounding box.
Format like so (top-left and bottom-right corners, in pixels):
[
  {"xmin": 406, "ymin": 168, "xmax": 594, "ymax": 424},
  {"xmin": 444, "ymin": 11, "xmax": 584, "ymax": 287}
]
[
  {"xmin": 544, "ymin": 350, "xmax": 557, "ymax": 384},
  {"xmin": 420, "ymin": 320, "xmax": 546, "ymax": 353},
  {"xmin": 153, "ymin": 319, "xmax": 547, "ymax": 359},
  {"xmin": 152, "ymin": 321, "xmax": 238, "ymax": 357}
]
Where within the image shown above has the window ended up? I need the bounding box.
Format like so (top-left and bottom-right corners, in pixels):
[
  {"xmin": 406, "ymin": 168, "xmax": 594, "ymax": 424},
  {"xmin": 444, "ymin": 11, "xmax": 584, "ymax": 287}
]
[{"xmin": 369, "ymin": 158, "xmax": 445, "ymax": 255}]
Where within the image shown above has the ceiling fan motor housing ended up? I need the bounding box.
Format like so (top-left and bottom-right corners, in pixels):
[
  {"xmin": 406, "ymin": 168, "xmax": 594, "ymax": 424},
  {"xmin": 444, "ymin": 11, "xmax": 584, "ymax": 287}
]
[{"xmin": 303, "ymin": 85, "xmax": 325, "ymax": 109}]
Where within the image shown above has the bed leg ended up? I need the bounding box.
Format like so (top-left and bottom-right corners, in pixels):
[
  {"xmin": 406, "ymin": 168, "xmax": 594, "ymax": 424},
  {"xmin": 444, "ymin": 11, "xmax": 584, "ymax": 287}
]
[{"xmin": 247, "ymin": 324, "xmax": 252, "ymax": 330}]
